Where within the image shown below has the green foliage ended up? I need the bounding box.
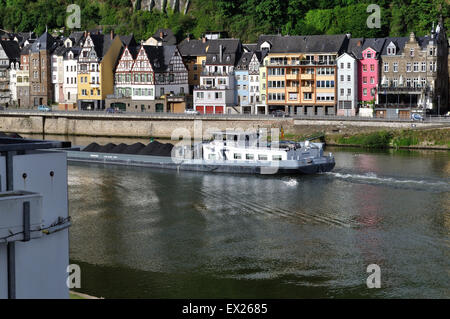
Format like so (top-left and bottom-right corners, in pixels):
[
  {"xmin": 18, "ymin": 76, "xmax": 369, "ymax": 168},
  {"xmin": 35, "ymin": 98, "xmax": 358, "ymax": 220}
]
[
  {"xmin": 0, "ymin": 0, "xmax": 448, "ymax": 42},
  {"xmin": 337, "ymin": 131, "xmax": 393, "ymax": 148}
]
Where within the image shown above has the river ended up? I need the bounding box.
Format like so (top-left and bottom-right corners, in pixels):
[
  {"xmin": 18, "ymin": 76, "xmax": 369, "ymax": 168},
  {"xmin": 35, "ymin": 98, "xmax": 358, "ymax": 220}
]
[{"xmin": 30, "ymin": 134, "xmax": 450, "ymax": 298}]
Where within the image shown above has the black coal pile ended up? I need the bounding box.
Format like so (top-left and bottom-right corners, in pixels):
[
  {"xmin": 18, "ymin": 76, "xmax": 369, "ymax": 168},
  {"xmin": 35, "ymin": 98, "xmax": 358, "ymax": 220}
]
[
  {"xmin": 111, "ymin": 143, "xmax": 128, "ymax": 154},
  {"xmin": 83, "ymin": 143, "xmax": 101, "ymax": 152},
  {"xmin": 138, "ymin": 141, "xmax": 174, "ymax": 157},
  {"xmin": 82, "ymin": 141, "xmax": 174, "ymax": 157},
  {"xmin": 97, "ymin": 143, "xmax": 117, "ymax": 153},
  {"xmin": 122, "ymin": 143, "xmax": 146, "ymax": 154}
]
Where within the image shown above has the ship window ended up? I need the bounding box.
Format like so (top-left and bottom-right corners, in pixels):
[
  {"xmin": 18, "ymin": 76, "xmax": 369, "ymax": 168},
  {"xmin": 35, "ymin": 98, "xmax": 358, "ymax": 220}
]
[
  {"xmin": 258, "ymin": 155, "xmax": 268, "ymax": 161},
  {"xmin": 272, "ymin": 155, "xmax": 282, "ymax": 161},
  {"xmin": 208, "ymin": 154, "xmax": 217, "ymax": 160},
  {"xmin": 234, "ymin": 153, "xmax": 242, "ymax": 160},
  {"xmin": 246, "ymin": 154, "xmax": 254, "ymax": 160}
]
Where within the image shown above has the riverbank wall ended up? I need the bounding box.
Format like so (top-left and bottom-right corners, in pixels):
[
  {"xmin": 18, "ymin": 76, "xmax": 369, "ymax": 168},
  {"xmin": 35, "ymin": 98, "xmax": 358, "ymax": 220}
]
[{"xmin": 0, "ymin": 112, "xmax": 448, "ymax": 149}]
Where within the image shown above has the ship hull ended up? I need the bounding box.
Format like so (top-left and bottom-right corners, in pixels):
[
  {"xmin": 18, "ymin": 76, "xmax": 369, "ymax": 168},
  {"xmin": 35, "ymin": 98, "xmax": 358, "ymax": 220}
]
[{"xmin": 64, "ymin": 150, "xmax": 335, "ymax": 175}]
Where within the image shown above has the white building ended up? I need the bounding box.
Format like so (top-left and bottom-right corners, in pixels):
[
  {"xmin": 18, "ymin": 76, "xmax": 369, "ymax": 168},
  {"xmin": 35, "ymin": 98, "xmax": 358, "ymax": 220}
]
[
  {"xmin": 194, "ymin": 40, "xmax": 242, "ymax": 114},
  {"xmin": 62, "ymin": 48, "xmax": 80, "ymax": 109},
  {"xmin": 9, "ymin": 62, "xmax": 19, "ymax": 103},
  {"xmin": 51, "ymin": 49, "xmax": 65, "ymax": 105},
  {"xmin": 336, "ymin": 52, "xmax": 358, "ymax": 116}
]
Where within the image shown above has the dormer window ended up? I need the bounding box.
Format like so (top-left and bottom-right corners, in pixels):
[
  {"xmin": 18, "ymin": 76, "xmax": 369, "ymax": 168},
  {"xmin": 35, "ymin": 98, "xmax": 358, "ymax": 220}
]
[
  {"xmin": 410, "ymin": 49, "xmax": 414, "ymax": 57},
  {"xmin": 367, "ymin": 52, "xmax": 372, "ymax": 58},
  {"xmin": 212, "ymin": 56, "xmax": 216, "ymax": 62},
  {"xmin": 226, "ymin": 56, "xmax": 230, "ymax": 61}
]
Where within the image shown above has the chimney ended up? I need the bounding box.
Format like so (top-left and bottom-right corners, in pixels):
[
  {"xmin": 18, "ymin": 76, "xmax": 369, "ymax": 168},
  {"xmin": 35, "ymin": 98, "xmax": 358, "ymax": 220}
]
[
  {"xmin": 219, "ymin": 45, "xmax": 223, "ymax": 63},
  {"xmin": 357, "ymin": 41, "xmax": 362, "ymax": 47},
  {"xmin": 202, "ymin": 37, "xmax": 206, "ymax": 44},
  {"xmin": 160, "ymin": 31, "xmax": 164, "ymax": 39},
  {"xmin": 110, "ymin": 29, "xmax": 114, "ymax": 40},
  {"xmin": 84, "ymin": 30, "xmax": 87, "ymax": 38}
]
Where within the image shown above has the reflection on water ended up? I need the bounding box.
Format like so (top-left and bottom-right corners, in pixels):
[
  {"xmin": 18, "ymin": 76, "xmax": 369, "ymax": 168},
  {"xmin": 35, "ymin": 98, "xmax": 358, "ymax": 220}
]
[{"xmin": 67, "ymin": 144, "xmax": 450, "ymax": 298}]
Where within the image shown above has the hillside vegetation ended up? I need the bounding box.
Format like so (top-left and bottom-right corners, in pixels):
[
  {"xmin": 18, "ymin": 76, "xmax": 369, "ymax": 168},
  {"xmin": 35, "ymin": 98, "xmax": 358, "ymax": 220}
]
[{"xmin": 0, "ymin": 0, "xmax": 448, "ymax": 43}]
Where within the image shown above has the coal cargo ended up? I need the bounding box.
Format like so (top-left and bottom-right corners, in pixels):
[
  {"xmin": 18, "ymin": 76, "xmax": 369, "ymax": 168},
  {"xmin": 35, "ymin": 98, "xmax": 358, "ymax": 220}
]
[
  {"xmin": 83, "ymin": 143, "xmax": 101, "ymax": 152},
  {"xmin": 98, "ymin": 143, "xmax": 117, "ymax": 153},
  {"xmin": 111, "ymin": 143, "xmax": 128, "ymax": 154},
  {"xmin": 138, "ymin": 141, "xmax": 174, "ymax": 157},
  {"xmin": 123, "ymin": 143, "xmax": 146, "ymax": 154}
]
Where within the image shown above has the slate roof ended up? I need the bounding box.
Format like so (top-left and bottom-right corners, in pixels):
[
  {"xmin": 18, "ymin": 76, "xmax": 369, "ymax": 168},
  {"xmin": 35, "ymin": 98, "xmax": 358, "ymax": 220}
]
[
  {"xmin": 64, "ymin": 47, "xmax": 81, "ymax": 60},
  {"xmin": 30, "ymin": 31, "xmax": 57, "ymax": 53},
  {"xmin": 67, "ymin": 31, "xmax": 85, "ymax": 46},
  {"xmin": 178, "ymin": 39, "xmax": 209, "ymax": 56},
  {"xmin": 143, "ymin": 45, "xmax": 179, "ymax": 73},
  {"xmin": 345, "ymin": 38, "xmax": 365, "ymax": 58},
  {"xmin": 120, "ymin": 35, "xmax": 137, "ymax": 48},
  {"xmin": 20, "ymin": 44, "xmax": 31, "ymax": 55},
  {"xmin": 0, "ymin": 40, "xmax": 20, "ymax": 60},
  {"xmin": 360, "ymin": 38, "xmax": 386, "ymax": 57},
  {"xmin": 257, "ymin": 34, "xmax": 348, "ymax": 54},
  {"xmin": 152, "ymin": 29, "xmax": 177, "ymax": 46},
  {"xmin": 243, "ymin": 44, "xmax": 258, "ymax": 52},
  {"xmin": 205, "ymin": 39, "xmax": 242, "ymax": 66},
  {"xmin": 89, "ymin": 34, "xmax": 115, "ymax": 59},
  {"xmin": 235, "ymin": 52, "xmax": 253, "ymax": 70},
  {"xmin": 380, "ymin": 37, "xmax": 409, "ymax": 55}
]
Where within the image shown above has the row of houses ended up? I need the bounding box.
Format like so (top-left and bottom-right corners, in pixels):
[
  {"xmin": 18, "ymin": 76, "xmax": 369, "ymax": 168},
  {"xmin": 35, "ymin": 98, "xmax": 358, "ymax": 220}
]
[{"xmin": 0, "ymin": 22, "xmax": 448, "ymax": 117}]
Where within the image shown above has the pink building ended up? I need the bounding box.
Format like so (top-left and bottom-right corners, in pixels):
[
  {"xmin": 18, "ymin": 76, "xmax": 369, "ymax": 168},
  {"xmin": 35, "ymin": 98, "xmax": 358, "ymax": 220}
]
[{"xmin": 357, "ymin": 39, "xmax": 385, "ymax": 108}]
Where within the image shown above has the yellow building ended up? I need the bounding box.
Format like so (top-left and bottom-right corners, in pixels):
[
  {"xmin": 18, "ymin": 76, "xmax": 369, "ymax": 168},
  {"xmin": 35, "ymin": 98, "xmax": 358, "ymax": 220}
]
[{"xmin": 77, "ymin": 33, "xmax": 123, "ymax": 110}]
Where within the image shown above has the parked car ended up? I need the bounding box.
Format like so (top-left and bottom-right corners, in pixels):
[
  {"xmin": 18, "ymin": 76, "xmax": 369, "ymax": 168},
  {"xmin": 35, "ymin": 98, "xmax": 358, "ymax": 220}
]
[
  {"xmin": 411, "ymin": 113, "xmax": 424, "ymax": 122},
  {"xmin": 37, "ymin": 105, "xmax": 51, "ymax": 112},
  {"xmin": 185, "ymin": 109, "xmax": 200, "ymax": 115}
]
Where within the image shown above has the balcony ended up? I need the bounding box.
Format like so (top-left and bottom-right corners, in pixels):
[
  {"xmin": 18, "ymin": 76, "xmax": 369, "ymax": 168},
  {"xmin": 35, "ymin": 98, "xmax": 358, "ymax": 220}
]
[
  {"xmin": 286, "ymin": 73, "xmax": 299, "ymax": 80},
  {"xmin": 201, "ymin": 70, "xmax": 234, "ymax": 77},
  {"xmin": 377, "ymin": 85, "xmax": 428, "ymax": 94},
  {"xmin": 194, "ymin": 85, "xmax": 231, "ymax": 91},
  {"xmin": 286, "ymin": 86, "xmax": 299, "ymax": 92},
  {"xmin": 301, "ymin": 86, "xmax": 313, "ymax": 93},
  {"xmin": 301, "ymin": 73, "xmax": 314, "ymax": 80}
]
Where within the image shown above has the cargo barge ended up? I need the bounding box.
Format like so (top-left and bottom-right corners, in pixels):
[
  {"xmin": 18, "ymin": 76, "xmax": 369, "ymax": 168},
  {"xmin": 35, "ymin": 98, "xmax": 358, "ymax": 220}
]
[{"xmin": 64, "ymin": 131, "xmax": 335, "ymax": 175}]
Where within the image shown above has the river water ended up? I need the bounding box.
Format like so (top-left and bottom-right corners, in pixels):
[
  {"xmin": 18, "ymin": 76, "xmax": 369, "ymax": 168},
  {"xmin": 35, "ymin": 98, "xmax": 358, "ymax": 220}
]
[{"xmin": 32, "ymin": 135, "xmax": 450, "ymax": 298}]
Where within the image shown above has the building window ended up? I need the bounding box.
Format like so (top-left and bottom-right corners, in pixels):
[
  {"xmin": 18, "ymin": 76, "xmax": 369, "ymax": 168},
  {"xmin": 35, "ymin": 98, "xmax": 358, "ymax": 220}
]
[
  {"xmin": 393, "ymin": 63, "xmax": 398, "ymax": 72},
  {"xmin": 347, "ymin": 75, "xmax": 351, "ymax": 82},
  {"xmin": 413, "ymin": 62, "xmax": 419, "ymax": 72},
  {"xmin": 363, "ymin": 88, "xmax": 367, "ymax": 96},
  {"xmin": 410, "ymin": 48, "xmax": 414, "ymax": 57},
  {"xmin": 258, "ymin": 155, "xmax": 268, "ymax": 161},
  {"xmin": 384, "ymin": 63, "xmax": 389, "ymax": 72},
  {"xmin": 363, "ymin": 77, "xmax": 367, "ymax": 84},
  {"xmin": 363, "ymin": 65, "xmax": 367, "ymax": 72},
  {"xmin": 421, "ymin": 62, "xmax": 426, "ymax": 72},
  {"xmin": 370, "ymin": 64, "xmax": 375, "ymax": 72},
  {"xmin": 406, "ymin": 63, "xmax": 411, "ymax": 72}
]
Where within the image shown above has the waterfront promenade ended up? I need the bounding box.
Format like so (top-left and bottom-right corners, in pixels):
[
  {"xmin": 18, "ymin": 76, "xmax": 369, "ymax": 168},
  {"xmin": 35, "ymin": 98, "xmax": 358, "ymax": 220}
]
[{"xmin": 0, "ymin": 110, "xmax": 448, "ymax": 139}]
